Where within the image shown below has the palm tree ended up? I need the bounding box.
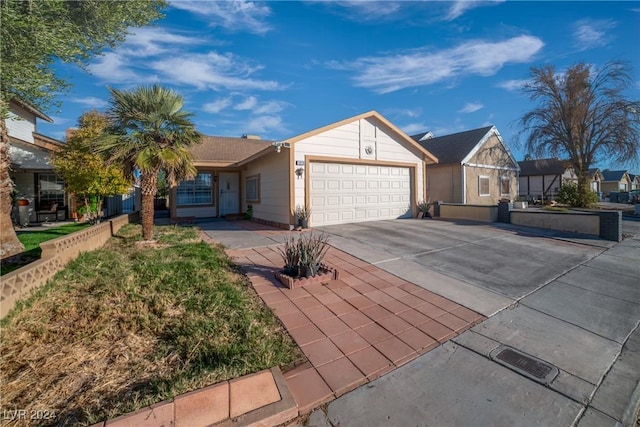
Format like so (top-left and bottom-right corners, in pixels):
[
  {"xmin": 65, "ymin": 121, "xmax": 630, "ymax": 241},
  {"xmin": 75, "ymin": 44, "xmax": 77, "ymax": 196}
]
[{"xmin": 97, "ymin": 85, "xmax": 201, "ymax": 240}]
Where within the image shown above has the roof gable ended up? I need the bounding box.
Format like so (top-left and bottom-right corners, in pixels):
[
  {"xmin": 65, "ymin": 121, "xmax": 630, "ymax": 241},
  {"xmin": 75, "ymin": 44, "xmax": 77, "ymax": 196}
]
[
  {"xmin": 285, "ymin": 110, "xmax": 438, "ymax": 164},
  {"xmin": 601, "ymin": 169, "xmax": 630, "ymax": 182},
  {"xmin": 411, "ymin": 126, "xmax": 500, "ymax": 165}
]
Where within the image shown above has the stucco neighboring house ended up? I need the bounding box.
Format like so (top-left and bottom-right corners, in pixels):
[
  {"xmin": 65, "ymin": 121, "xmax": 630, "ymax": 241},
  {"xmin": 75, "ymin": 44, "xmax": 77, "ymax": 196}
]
[
  {"xmin": 170, "ymin": 111, "xmax": 438, "ymax": 227},
  {"xmin": 518, "ymin": 159, "xmax": 604, "ymax": 200},
  {"xmin": 410, "ymin": 126, "xmax": 519, "ymax": 205},
  {"xmin": 630, "ymin": 173, "xmax": 640, "ymax": 190},
  {"xmin": 7, "ymin": 100, "xmax": 68, "ymax": 223},
  {"xmin": 601, "ymin": 170, "xmax": 633, "ymax": 195}
]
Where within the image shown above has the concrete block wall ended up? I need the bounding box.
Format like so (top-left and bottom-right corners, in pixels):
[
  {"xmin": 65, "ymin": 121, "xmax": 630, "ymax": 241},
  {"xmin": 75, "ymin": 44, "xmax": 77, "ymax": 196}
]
[{"xmin": 598, "ymin": 211, "xmax": 622, "ymax": 242}]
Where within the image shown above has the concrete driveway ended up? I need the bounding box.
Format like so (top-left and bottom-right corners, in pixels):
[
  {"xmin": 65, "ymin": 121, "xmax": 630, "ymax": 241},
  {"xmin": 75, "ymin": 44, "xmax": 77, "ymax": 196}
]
[
  {"xmin": 317, "ymin": 219, "xmax": 608, "ymax": 316},
  {"xmin": 316, "ymin": 219, "xmax": 640, "ymax": 426}
]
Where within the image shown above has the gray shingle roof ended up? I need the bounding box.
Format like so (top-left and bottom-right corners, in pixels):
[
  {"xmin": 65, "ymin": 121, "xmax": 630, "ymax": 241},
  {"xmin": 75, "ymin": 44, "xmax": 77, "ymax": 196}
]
[
  {"xmin": 189, "ymin": 135, "xmax": 273, "ymax": 163},
  {"xmin": 518, "ymin": 158, "xmax": 570, "ymax": 176},
  {"xmin": 410, "ymin": 126, "xmax": 493, "ymax": 164},
  {"xmin": 601, "ymin": 170, "xmax": 628, "ymax": 182}
]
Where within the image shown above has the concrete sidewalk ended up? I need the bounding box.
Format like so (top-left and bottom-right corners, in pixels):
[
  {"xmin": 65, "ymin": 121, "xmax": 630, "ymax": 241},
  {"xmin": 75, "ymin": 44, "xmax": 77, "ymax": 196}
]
[{"xmin": 317, "ymin": 222, "xmax": 640, "ymax": 427}]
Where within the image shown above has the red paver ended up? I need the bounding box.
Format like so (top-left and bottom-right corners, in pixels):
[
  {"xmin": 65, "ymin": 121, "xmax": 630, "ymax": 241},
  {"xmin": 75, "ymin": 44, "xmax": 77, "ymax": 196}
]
[
  {"xmin": 338, "ymin": 310, "xmax": 373, "ymax": 329},
  {"xmin": 292, "ymin": 295, "xmax": 321, "ymax": 310},
  {"xmin": 361, "ymin": 304, "xmax": 393, "ymax": 321},
  {"xmin": 376, "ymin": 315, "xmax": 413, "ymax": 335},
  {"xmin": 260, "ymin": 290, "xmax": 288, "ymax": 305},
  {"xmin": 373, "ymin": 336, "xmax": 416, "ymax": 365},
  {"xmin": 175, "ymin": 382, "xmax": 229, "ymax": 427},
  {"xmin": 347, "ymin": 346, "xmax": 392, "ymax": 379},
  {"xmin": 329, "ymin": 330, "xmax": 370, "ymax": 355},
  {"xmin": 451, "ymin": 306, "xmax": 484, "ymax": 323},
  {"xmin": 417, "ymin": 320, "xmax": 456, "ymax": 342},
  {"xmin": 436, "ymin": 312, "xmax": 473, "ymax": 332},
  {"xmin": 314, "ymin": 290, "xmax": 343, "ymax": 305},
  {"xmin": 269, "ymin": 299, "xmax": 300, "ymax": 316},
  {"xmin": 106, "ymin": 401, "xmax": 173, "ymax": 427},
  {"xmin": 365, "ymin": 290, "xmax": 394, "ymax": 304},
  {"xmin": 397, "ymin": 308, "xmax": 432, "ymax": 326},
  {"xmin": 301, "ymin": 338, "xmax": 344, "ymax": 367},
  {"xmin": 326, "ymin": 300, "xmax": 356, "ymax": 316},
  {"xmin": 285, "ymin": 368, "xmax": 333, "ymax": 414},
  {"xmin": 229, "ymin": 370, "xmax": 280, "ymax": 418},
  {"xmin": 288, "ymin": 323, "xmax": 325, "ymax": 346},
  {"xmin": 304, "ymin": 305, "xmax": 336, "ymax": 323},
  {"xmin": 316, "ymin": 357, "xmax": 367, "ymax": 396},
  {"xmin": 414, "ymin": 301, "xmax": 447, "ymax": 318},
  {"xmin": 344, "ymin": 294, "xmax": 376, "ymax": 310},
  {"xmin": 382, "ymin": 299, "xmax": 411, "ymax": 315},
  {"xmin": 278, "ymin": 310, "xmax": 311, "ymax": 330},
  {"xmin": 357, "ymin": 322, "xmax": 393, "ymax": 345},
  {"xmin": 396, "ymin": 327, "xmax": 438, "ymax": 352},
  {"xmin": 315, "ymin": 316, "xmax": 351, "ymax": 337}
]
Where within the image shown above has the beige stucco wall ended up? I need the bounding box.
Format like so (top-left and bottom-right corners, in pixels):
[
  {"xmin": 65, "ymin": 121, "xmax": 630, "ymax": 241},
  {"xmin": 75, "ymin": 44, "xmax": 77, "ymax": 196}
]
[
  {"xmin": 602, "ymin": 177, "xmax": 632, "ymax": 194},
  {"xmin": 465, "ymin": 166, "xmax": 518, "ymax": 205},
  {"xmin": 439, "ymin": 204, "xmax": 498, "ymax": 222},
  {"xmin": 511, "ymin": 211, "xmax": 599, "ymax": 236},
  {"xmin": 426, "ymin": 164, "xmax": 462, "ymax": 203},
  {"xmin": 242, "ymin": 149, "xmax": 290, "ymax": 225},
  {"xmin": 293, "ymin": 117, "xmax": 425, "ymax": 208}
]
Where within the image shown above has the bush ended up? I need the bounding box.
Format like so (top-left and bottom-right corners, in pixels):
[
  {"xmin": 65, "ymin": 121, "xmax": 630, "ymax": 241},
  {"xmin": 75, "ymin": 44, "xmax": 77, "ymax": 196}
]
[{"xmin": 556, "ymin": 183, "xmax": 599, "ymax": 207}]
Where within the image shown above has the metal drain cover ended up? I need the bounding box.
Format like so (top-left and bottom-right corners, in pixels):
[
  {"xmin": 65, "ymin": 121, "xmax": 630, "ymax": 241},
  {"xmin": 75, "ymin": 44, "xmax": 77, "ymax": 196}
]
[{"xmin": 489, "ymin": 346, "xmax": 558, "ymax": 384}]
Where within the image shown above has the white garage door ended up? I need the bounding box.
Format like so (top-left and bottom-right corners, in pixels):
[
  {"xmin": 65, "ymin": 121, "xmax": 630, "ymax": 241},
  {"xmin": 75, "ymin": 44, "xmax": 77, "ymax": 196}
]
[{"xmin": 309, "ymin": 162, "xmax": 412, "ymax": 227}]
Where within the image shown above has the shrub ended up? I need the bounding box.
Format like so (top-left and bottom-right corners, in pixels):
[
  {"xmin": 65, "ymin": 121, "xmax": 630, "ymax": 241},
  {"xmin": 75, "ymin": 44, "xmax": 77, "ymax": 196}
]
[
  {"xmin": 556, "ymin": 182, "xmax": 599, "ymax": 207},
  {"xmin": 277, "ymin": 232, "xmax": 330, "ymax": 277}
]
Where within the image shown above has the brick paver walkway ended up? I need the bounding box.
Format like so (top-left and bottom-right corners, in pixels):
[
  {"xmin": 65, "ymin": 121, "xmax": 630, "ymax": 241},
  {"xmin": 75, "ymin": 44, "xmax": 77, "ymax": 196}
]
[{"xmin": 224, "ymin": 230, "xmax": 485, "ymax": 414}]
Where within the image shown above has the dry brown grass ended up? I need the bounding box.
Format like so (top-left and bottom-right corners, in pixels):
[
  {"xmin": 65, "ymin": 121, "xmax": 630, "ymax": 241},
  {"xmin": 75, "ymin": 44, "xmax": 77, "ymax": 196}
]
[{"xmin": 0, "ymin": 224, "xmax": 302, "ymax": 426}]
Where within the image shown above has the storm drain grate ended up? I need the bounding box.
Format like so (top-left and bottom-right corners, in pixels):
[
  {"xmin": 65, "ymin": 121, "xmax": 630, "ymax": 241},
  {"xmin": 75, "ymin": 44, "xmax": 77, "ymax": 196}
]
[{"xmin": 490, "ymin": 346, "xmax": 558, "ymax": 384}]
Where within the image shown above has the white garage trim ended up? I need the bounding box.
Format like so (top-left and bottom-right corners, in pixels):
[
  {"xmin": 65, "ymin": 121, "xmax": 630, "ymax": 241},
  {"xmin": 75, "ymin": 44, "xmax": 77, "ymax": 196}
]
[{"xmin": 304, "ymin": 156, "xmax": 418, "ymax": 227}]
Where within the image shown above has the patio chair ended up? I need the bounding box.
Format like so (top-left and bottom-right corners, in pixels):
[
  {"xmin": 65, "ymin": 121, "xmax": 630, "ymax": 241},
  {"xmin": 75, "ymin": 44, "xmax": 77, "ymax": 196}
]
[{"xmin": 36, "ymin": 201, "xmax": 59, "ymax": 223}]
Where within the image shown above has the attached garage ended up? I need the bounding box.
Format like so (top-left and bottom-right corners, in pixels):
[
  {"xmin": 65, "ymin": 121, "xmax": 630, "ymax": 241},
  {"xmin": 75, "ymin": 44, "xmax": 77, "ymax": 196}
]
[{"xmin": 309, "ymin": 161, "xmax": 413, "ymax": 226}]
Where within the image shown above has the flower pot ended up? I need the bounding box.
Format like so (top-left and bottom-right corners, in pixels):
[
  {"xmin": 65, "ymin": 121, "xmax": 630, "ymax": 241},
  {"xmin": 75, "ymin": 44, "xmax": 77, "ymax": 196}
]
[
  {"xmin": 17, "ymin": 199, "xmax": 29, "ymax": 206},
  {"xmin": 300, "ymin": 219, "xmax": 308, "ymax": 229}
]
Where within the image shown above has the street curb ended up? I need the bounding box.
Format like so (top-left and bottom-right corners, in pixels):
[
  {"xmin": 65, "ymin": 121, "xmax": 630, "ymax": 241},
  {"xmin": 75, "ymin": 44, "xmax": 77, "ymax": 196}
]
[{"xmin": 622, "ymin": 379, "xmax": 640, "ymax": 427}]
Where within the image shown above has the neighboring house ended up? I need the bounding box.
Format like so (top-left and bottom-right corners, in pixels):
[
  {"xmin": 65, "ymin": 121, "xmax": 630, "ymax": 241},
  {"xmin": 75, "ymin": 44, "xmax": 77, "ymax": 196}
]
[
  {"xmin": 586, "ymin": 168, "xmax": 604, "ymax": 194},
  {"xmin": 170, "ymin": 111, "xmax": 438, "ymax": 227},
  {"xmin": 410, "ymin": 126, "xmax": 519, "ymax": 205},
  {"xmin": 518, "ymin": 158, "xmax": 604, "ymax": 200},
  {"xmin": 601, "ymin": 170, "xmax": 633, "ymax": 194},
  {"xmin": 630, "ymin": 174, "xmax": 640, "ymax": 190},
  {"xmin": 7, "ymin": 100, "xmax": 68, "ymax": 223}
]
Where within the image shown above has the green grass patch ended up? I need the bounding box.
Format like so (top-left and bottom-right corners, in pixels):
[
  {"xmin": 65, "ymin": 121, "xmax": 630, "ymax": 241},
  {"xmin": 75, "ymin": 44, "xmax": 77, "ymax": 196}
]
[
  {"xmin": 1, "ymin": 223, "xmax": 91, "ymax": 275},
  {"xmin": 0, "ymin": 224, "xmax": 303, "ymax": 426},
  {"xmin": 542, "ymin": 205, "xmax": 570, "ymax": 212}
]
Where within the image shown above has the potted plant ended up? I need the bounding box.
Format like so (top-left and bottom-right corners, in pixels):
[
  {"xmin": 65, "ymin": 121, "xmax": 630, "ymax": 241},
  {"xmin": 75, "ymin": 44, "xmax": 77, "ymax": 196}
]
[
  {"xmin": 295, "ymin": 204, "xmax": 311, "ymax": 229},
  {"xmin": 417, "ymin": 199, "xmax": 432, "ymax": 219}
]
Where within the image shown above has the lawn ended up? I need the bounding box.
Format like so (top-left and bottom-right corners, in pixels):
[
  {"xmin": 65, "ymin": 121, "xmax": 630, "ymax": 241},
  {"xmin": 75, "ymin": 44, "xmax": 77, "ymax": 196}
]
[
  {"xmin": 1, "ymin": 223, "xmax": 92, "ymax": 275},
  {"xmin": 0, "ymin": 224, "xmax": 302, "ymax": 426}
]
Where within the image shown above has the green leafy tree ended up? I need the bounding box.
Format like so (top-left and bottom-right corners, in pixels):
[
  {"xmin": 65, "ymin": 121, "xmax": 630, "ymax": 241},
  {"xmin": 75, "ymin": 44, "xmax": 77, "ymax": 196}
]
[
  {"xmin": 96, "ymin": 85, "xmax": 201, "ymax": 240},
  {"xmin": 0, "ymin": 0, "xmax": 165, "ymax": 258},
  {"xmin": 519, "ymin": 61, "xmax": 640, "ymax": 208},
  {"xmin": 52, "ymin": 111, "xmax": 131, "ymax": 223},
  {"xmin": 556, "ymin": 182, "xmax": 599, "ymax": 208}
]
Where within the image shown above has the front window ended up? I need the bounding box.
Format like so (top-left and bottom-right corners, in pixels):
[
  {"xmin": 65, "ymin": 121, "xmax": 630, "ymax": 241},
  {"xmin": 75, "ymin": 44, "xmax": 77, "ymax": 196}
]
[
  {"xmin": 500, "ymin": 176, "xmax": 511, "ymax": 197},
  {"xmin": 479, "ymin": 176, "xmax": 490, "ymax": 196},
  {"xmin": 38, "ymin": 173, "xmax": 65, "ymax": 207},
  {"xmin": 245, "ymin": 175, "xmax": 260, "ymax": 203},
  {"xmin": 621, "ymin": 183, "xmax": 628, "ymax": 191},
  {"xmin": 176, "ymin": 172, "xmax": 212, "ymax": 205}
]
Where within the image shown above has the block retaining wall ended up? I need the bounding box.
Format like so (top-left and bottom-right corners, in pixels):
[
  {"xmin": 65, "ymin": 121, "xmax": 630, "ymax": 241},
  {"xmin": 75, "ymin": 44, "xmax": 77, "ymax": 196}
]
[{"xmin": 1, "ymin": 212, "xmax": 139, "ymax": 319}]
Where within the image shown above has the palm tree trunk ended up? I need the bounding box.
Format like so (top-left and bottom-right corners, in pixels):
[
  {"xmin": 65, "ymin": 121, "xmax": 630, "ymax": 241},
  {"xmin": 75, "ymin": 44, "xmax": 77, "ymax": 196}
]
[
  {"xmin": 140, "ymin": 172, "xmax": 157, "ymax": 240},
  {"xmin": 0, "ymin": 116, "xmax": 25, "ymax": 259}
]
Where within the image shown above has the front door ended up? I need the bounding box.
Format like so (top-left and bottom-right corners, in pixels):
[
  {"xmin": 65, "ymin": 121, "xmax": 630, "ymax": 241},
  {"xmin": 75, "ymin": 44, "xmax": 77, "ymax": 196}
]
[{"xmin": 219, "ymin": 172, "xmax": 240, "ymax": 217}]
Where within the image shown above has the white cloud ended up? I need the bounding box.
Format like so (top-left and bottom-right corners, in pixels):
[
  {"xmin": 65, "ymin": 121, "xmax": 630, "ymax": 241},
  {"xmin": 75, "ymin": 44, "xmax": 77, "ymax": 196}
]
[
  {"xmin": 333, "ymin": 35, "xmax": 544, "ymax": 94},
  {"xmin": 121, "ymin": 27, "xmax": 207, "ymax": 57},
  {"xmin": 203, "ymin": 97, "xmax": 233, "ymax": 113},
  {"xmin": 573, "ymin": 19, "xmax": 616, "ymax": 50},
  {"xmin": 48, "ymin": 116, "xmax": 72, "ymax": 125},
  {"xmin": 334, "ymin": 1, "xmax": 403, "ymax": 20},
  {"xmin": 245, "ymin": 115, "xmax": 284, "ymax": 133},
  {"xmin": 171, "ymin": 0, "xmax": 272, "ymax": 35},
  {"xmin": 458, "ymin": 102, "xmax": 484, "ymax": 113},
  {"xmin": 445, "ymin": 0, "xmax": 505, "ymax": 21},
  {"xmin": 90, "ymin": 52, "xmax": 143, "ymax": 83},
  {"xmin": 402, "ymin": 122, "xmax": 429, "ymax": 135},
  {"xmin": 235, "ymin": 96, "xmax": 258, "ymax": 110},
  {"xmin": 254, "ymin": 100, "xmax": 288, "ymax": 115},
  {"xmin": 149, "ymin": 52, "xmax": 281, "ymax": 91},
  {"xmin": 496, "ymin": 79, "xmax": 529, "ymax": 92},
  {"xmin": 69, "ymin": 96, "xmax": 109, "ymax": 109}
]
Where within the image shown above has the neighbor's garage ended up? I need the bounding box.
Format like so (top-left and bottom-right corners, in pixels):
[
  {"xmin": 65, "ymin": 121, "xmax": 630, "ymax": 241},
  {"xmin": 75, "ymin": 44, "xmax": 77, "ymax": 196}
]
[{"xmin": 309, "ymin": 162, "xmax": 412, "ymax": 226}]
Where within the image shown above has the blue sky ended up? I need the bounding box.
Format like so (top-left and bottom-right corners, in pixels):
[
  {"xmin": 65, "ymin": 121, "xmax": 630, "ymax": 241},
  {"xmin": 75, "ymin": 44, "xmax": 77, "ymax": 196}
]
[{"xmin": 40, "ymin": 1, "xmax": 640, "ymax": 168}]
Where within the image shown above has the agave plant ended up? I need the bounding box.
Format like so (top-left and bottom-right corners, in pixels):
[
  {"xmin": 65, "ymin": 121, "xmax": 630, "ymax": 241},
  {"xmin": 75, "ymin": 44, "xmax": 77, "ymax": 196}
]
[
  {"xmin": 299, "ymin": 231, "xmax": 330, "ymax": 277},
  {"xmin": 278, "ymin": 234, "xmax": 300, "ymax": 276}
]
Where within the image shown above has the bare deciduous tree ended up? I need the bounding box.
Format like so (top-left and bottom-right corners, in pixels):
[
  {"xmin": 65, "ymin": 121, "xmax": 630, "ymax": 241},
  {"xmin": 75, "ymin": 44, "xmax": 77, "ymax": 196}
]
[{"xmin": 519, "ymin": 61, "xmax": 640, "ymax": 207}]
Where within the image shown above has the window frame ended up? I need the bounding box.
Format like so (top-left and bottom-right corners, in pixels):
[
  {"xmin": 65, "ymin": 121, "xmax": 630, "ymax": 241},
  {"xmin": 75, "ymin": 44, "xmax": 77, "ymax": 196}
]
[
  {"xmin": 176, "ymin": 172, "xmax": 213, "ymax": 206},
  {"xmin": 478, "ymin": 175, "xmax": 490, "ymax": 197},
  {"xmin": 500, "ymin": 175, "xmax": 511, "ymax": 197},
  {"xmin": 245, "ymin": 174, "xmax": 260, "ymax": 204}
]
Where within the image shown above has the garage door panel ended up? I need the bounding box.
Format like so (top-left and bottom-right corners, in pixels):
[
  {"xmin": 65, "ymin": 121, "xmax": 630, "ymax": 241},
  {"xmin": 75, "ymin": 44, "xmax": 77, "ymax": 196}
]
[{"xmin": 310, "ymin": 161, "xmax": 412, "ymax": 226}]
